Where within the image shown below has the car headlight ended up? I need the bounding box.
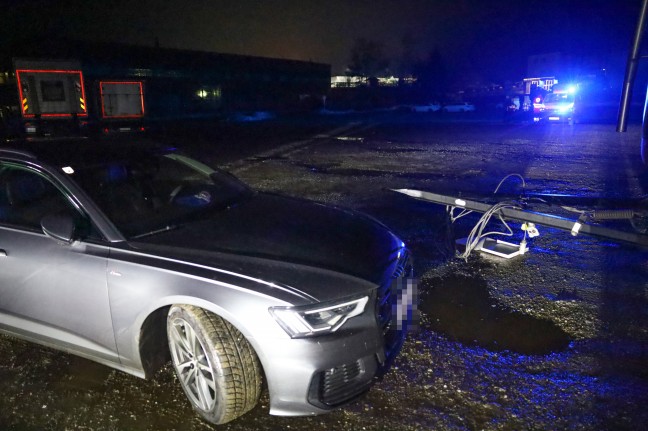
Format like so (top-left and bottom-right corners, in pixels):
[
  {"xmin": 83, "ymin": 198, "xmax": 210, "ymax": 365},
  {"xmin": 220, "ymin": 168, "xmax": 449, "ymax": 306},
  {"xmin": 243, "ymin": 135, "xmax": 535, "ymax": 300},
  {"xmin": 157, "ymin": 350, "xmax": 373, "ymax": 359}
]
[
  {"xmin": 269, "ymin": 296, "xmax": 369, "ymax": 338},
  {"xmin": 557, "ymin": 103, "xmax": 574, "ymax": 114}
]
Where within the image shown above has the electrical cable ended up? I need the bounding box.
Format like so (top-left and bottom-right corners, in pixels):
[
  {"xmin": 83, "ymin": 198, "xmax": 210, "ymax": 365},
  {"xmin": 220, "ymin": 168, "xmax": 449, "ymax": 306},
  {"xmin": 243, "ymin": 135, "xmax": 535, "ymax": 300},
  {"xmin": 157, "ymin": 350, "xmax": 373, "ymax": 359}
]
[
  {"xmin": 493, "ymin": 173, "xmax": 526, "ymax": 195},
  {"xmin": 452, "ymin": 173, "xmax": 529, "ymax": 260},
  {"xmin": 446, "ymin": 206, "xmax": 472, "ymax": 222},
  {"xmin": 456, "ymin": 200, "xmax": 519, "ymax": 260},
  {"xmin": 442, "ymin": 174, "xmax": 646, "ymax": 255}
]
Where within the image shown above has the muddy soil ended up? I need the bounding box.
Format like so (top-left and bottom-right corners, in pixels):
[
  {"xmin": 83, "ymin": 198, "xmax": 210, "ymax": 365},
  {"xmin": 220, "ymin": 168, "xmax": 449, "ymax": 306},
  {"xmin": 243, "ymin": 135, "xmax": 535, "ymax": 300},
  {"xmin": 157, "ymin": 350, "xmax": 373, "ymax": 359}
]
[{"xmin": 1, "ymin": 114, "xmax": 647, "ymax": 430}]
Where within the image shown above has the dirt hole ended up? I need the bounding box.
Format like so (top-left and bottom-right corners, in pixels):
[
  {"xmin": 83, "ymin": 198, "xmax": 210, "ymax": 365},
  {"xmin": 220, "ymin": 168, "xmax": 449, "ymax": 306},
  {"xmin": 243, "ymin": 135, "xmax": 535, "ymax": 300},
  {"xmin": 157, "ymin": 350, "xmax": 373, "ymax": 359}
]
[{"xmin": 420, "ymin": 274, "xmax": 571, "ymax": 355}]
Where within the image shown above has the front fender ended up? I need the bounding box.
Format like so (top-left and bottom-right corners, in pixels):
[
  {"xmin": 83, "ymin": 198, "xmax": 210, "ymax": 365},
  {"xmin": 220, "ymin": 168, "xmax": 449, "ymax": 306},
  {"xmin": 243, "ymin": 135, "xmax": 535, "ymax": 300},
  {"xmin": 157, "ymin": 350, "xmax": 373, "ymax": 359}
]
[{"xmin": 106, "ymin": 252, "xmax": 292, "ymax": 374}]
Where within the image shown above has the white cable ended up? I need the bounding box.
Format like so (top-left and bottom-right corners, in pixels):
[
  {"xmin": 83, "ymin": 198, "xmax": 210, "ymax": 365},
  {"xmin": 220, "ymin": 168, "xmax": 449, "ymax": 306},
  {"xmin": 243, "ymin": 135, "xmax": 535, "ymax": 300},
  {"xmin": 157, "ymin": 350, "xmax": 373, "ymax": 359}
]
[
  {"xmin": 451, "ymin": 173, "xmax": 528, "ymax": 260},
  {"xmin": 456, "ymin": 202, "xmax": 518, "ymax": 260},
  {"xmin": 447, "ymin": 205, "xmax": 472, "ymax": 222},
  {"xmin": 493, "ymin": 173, "xmax": 526, "ymax": 194}
]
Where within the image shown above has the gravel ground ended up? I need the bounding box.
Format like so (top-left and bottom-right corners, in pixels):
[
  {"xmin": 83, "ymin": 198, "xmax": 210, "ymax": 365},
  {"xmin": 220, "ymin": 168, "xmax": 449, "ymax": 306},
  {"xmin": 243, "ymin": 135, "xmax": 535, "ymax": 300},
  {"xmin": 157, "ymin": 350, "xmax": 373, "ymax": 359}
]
[{"xmin": 1, "ymin": 114, "xmax": 647, "ymax": 430}]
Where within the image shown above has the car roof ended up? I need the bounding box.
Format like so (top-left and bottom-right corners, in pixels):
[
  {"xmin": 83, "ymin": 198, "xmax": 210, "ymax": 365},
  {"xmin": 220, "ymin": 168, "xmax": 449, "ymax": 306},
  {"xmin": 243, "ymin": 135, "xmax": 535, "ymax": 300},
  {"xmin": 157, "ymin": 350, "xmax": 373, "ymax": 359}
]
[{"xmin": 0, "ymin": 137, "xmax": 175, "ymax": 169}]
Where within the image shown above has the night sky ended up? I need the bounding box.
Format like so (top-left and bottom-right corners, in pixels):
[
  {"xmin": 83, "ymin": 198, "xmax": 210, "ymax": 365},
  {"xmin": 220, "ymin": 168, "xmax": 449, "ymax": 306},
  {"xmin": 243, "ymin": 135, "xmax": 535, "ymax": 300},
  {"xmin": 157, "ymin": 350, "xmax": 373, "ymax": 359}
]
[{"xmin": 2, "ymin": 0, "xmax": 643, "ymax": 81}]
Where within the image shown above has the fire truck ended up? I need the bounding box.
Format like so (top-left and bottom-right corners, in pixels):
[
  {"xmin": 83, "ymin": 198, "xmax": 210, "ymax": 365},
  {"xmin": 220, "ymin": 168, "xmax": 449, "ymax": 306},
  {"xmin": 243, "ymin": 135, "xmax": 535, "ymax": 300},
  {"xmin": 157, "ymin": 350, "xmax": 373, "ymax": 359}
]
[
  {"xmin": 539, "ymin": 83, "xmax": 578, "ymax": 123},
  {"xmin": 1, "ymin": 59, "xmax": 145, "ymax": 139},
  {"xmin": 94, "ymin": 80, "xmax": 145, "ymax": 133},
  {"xmin": 12, "ymin": 59, "xmax": 88, "ymax": 136}
]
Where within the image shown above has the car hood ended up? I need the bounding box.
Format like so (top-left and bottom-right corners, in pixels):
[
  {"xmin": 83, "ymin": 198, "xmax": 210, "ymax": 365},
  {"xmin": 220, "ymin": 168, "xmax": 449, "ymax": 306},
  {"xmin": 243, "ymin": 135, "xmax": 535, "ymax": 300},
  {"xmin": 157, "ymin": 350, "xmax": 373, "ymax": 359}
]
[{"xmin": 131, "ymin": 193, "xmax": 403, "ymax": 286}]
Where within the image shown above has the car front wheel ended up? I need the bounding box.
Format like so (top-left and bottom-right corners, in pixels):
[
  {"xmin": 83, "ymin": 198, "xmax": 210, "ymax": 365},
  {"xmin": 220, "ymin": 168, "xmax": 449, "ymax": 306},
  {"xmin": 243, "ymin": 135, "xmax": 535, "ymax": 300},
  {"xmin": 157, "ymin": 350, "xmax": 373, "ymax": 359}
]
[{"xmin": 167, "ymin": 305, "xmax": 262, "ymax": 425}]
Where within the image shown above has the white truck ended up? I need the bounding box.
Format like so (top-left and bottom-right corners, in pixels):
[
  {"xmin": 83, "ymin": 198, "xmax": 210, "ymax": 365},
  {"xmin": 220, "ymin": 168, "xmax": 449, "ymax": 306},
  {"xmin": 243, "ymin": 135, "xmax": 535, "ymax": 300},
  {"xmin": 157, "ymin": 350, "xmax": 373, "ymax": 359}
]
[
  {"xmin": 8, "ymin": 59, "xmax": 146, "ymax": 137},
  {"xmin": 14, "ymin": 59, "xmax": 88, "ymax": 135},
  {"xmin": 96, "ymin": 80, "xmax": 145, "ymax": 133}
]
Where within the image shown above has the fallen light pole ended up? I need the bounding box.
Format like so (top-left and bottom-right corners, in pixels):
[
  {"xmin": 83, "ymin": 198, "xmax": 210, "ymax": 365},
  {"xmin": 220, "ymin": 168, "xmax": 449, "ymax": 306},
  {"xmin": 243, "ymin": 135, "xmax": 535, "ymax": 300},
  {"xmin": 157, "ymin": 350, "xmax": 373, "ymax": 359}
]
[{"xmin": 392, "ymin": 189, "xmax": 648, "ymax": 248}]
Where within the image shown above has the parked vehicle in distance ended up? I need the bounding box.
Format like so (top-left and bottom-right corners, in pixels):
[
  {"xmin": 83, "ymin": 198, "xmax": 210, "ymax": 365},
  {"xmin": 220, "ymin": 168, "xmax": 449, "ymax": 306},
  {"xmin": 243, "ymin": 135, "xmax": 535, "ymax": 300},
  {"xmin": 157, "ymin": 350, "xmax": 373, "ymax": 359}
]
[
  {"xmin": 540, "ymin": 90, "xmax": 576, "ymax": 123},
  {"xmin": 392, "ymin": 103, "xmax": 440, "ymax": 113},
  {"xmin": 13, "ymin": 59, "xmax": 88, "ymax": 137},
  {"xmin": 2, "ymin": 59, "xmax": 147, "ymax": 137},
  {"xmin": 443, "ymin": 102, "xmax": 476, "ymax": 112},
  {"xmin": 506, "ymin": 103, "xmax": 518, "ymax": 112},
  {"xmin": 97, "ymin": 80, "xmax": 146, "ymax": 133},
  {"xmin": 0, "ymin": 138, "xmax": 415, "ymax": 425},
  {"xmin": 411, "ymin": 103, "xmax": 441, "ymax": 113}
]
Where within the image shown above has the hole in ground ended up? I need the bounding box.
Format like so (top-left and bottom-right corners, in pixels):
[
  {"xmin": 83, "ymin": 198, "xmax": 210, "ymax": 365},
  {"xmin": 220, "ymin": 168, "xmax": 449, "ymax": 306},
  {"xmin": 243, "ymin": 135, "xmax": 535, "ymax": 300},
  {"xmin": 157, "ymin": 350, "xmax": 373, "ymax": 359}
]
[{"xmin": 420, "ymin": 274, "xmax": 571, "ymax": 355}]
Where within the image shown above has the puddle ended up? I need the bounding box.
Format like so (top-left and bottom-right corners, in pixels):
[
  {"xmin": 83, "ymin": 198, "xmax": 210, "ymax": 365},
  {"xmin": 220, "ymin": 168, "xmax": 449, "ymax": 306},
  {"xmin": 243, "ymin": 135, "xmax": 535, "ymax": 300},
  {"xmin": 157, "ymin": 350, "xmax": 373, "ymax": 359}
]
[
  {"xmin": 370, "ymin": 147, "xmax": 426, "ymax": 153},
  {"xmin": 51, "ymin": 356, "xmax": 113, "ymax": 390},
  {"xmin": 335, "ymin": 136, "xmax": 365, "ymax": 142},
  {"xmin": 247, "ymin": 155, "xmax": 288, "ymax": 162},
  {"xmin": 302, "ymin": 162, "xmax": 341, "ymax": 173},
  {"xmin": 420, "ymin": 274, "xmax": 571, "ymax": 355},
  {"xmin": 299, "ymin": 165, "xmax": 451, "ymax": 181},
  {"xmin": 316, "ymin": 167, "xmax": 386, "ymax": 177}
]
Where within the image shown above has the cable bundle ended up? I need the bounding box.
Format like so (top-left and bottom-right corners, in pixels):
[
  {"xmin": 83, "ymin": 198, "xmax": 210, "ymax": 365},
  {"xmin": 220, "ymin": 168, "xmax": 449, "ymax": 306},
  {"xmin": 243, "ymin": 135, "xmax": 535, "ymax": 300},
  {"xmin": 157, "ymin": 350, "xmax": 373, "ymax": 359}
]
[
  {"xmin": 449, "ymin": 201, "xmax": 520, "ymax": 260},
  {"xmin": 450, "ymin": 173, "xmax": 527, "ymax": 260}
]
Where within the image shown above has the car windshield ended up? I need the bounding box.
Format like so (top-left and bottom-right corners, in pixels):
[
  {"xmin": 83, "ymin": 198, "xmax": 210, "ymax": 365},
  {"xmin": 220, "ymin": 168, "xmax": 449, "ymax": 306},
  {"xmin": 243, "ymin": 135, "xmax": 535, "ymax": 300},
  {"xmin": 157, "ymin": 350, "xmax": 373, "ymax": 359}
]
[{"xmin": 69, "ymin": 152, "xmax": 252, "ymax": 239}]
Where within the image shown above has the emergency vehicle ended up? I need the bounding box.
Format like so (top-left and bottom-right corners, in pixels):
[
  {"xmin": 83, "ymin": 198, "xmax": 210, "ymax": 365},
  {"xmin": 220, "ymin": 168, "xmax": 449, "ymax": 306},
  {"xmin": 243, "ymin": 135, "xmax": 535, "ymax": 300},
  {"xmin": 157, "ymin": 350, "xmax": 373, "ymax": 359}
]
[
  {"xmin": 14, "ymin": 59, "xmax": 88, "ymax": 136},
  {"xmin": 540, "ymin": 83, "xmax": 578, "ymax": 123},
  {"xmin": 1, "ymin": 59, "xmax": 145, "ymax": 138},
  {"xmin": 94, "ymin": 80, "xmax": 145, "ymax": 133}
]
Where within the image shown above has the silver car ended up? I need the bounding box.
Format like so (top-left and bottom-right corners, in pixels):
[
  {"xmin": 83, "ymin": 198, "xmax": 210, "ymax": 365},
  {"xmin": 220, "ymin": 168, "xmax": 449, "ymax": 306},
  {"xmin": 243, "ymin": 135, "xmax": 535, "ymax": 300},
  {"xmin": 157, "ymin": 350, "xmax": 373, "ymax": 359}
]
[
  {"xmin": 442, "ymin": 102, "xmax": 476, "ymax": 113},
  {"xmin": 0, "ymin": 139, "xmax": 415, "ymax": 425}
]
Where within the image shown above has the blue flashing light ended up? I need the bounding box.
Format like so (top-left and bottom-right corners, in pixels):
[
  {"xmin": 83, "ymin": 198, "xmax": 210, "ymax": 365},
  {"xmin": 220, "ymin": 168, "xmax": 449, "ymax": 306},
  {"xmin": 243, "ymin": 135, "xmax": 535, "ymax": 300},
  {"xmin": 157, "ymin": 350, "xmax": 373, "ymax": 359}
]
[{"xmin": 567, "ymin": 85, "xmax": 577, "ymax": 94}]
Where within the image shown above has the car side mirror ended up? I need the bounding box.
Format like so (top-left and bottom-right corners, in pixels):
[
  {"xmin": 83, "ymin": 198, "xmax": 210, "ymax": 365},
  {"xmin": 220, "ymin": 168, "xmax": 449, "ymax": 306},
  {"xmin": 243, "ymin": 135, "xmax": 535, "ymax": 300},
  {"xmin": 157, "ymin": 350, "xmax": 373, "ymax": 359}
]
[{"xmin": 41, "ymin": 213, "xmax": 76, "ymax": 245}]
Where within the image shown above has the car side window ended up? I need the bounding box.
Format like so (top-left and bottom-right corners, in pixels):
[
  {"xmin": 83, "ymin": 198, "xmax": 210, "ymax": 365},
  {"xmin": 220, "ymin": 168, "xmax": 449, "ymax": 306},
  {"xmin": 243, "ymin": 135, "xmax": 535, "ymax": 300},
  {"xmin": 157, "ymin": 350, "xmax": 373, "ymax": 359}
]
[{"xmin": 0, "ymin": 164, "xmax": 99, "ymax": 239}]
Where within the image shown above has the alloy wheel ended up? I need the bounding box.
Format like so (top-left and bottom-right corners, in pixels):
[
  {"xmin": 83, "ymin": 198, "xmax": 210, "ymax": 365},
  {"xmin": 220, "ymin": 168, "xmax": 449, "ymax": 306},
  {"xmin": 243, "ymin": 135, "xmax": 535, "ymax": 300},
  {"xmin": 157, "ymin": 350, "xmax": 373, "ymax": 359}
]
[{"xmin": 169, "ymin": 318, "xmax": 217, "ymax": 412}]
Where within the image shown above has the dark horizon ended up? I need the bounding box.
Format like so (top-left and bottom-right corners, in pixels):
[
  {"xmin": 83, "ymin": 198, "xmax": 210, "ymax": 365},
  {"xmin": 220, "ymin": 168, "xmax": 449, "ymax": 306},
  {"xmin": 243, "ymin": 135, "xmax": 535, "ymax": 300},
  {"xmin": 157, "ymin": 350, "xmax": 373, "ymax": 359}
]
[{"xmin": 1, "ymin": 0, "xmax": 643, "ymax": 82}]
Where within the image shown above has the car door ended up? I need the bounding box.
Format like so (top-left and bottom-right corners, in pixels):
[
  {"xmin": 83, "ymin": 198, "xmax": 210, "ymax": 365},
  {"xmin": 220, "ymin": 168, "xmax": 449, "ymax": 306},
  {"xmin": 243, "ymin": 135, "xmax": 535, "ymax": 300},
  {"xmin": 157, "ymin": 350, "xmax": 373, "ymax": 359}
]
[{"xmin": 0, "ymin": 162, "xmax": 118, "ymax": 363}]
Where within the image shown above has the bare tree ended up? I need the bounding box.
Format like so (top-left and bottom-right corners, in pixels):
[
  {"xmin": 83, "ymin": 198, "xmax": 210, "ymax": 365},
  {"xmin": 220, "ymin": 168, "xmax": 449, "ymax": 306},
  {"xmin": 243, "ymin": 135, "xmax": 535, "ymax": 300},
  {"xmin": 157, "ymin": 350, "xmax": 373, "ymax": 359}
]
[
  {"xmin": 397, "ymin": 34, "xmax": 417, "ymax": 83},
  {"xmin": 414, "ymin": 48, "xmax": 447, "ymax": 100},
  {"xmin": 348, "ymin": 38, "xmax": 389, "ymax": 85}
]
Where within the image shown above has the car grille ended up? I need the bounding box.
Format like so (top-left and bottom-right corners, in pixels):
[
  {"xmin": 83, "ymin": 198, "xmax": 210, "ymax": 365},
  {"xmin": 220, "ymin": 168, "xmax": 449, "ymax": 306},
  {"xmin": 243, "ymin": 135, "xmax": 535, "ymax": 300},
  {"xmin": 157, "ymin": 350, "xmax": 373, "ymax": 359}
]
[
  {"xmin": 307, "ymin": 248, "xmax": 413, "ymax": 409},
  {"xmin": 308, "ymin": 355, "xmax": 377, "ymax": 408},
  {"xmin": 319, "ymin": 360, "xmax": 367, "ymax": 406}
]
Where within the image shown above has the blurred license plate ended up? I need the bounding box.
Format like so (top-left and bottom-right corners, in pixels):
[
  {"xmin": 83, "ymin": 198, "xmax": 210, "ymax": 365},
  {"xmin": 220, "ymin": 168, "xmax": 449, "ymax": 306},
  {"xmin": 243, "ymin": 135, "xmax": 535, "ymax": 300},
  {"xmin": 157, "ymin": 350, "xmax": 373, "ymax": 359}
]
[{"xmin": 392, "ymin": 278, "xmax": 418, "ymax": 331}]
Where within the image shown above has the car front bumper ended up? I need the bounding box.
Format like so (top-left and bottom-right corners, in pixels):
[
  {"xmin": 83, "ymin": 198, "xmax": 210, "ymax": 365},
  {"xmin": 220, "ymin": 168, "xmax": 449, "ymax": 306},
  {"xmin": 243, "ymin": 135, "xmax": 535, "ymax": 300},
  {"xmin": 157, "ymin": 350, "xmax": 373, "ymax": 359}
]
[
  {"xmin": 254, "ymin": 322, "xmax": 407, "ymax": 416},
  {"xmin": 542, "ymin": 108, "xmax": 574, "ymax": 122},
  {"xmin": 254, "ymin": 248, "xmax": 415, "ymax": 417}
]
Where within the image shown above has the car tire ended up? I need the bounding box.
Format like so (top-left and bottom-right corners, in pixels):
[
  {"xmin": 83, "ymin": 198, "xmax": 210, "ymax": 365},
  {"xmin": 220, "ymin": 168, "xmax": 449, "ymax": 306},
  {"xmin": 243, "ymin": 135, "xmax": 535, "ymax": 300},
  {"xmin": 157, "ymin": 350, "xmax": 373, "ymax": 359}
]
[{"xmin": 167, "ymin": 305, "xmax": 262, "ymax": 425}]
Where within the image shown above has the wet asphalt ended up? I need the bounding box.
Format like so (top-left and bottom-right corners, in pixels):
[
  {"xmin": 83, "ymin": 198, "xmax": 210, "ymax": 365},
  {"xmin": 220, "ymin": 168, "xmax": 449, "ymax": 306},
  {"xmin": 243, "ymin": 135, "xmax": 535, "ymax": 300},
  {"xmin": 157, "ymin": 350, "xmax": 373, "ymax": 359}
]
[{"xmin": 1, "ymin": 110, "xmax": 647, "ymax": 430}]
